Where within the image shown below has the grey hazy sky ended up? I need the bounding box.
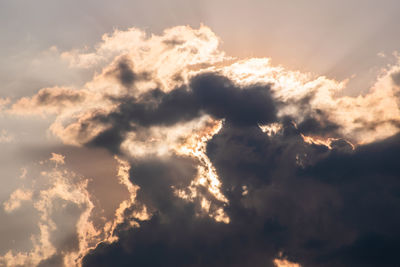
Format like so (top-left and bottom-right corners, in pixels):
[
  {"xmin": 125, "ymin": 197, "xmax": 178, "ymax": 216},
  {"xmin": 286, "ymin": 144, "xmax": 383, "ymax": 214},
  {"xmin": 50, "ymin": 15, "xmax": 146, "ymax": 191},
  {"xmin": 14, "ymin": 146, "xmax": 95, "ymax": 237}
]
[{"xmin": 1, "ymin": 0, "xmax": 400, "ymax": 98}]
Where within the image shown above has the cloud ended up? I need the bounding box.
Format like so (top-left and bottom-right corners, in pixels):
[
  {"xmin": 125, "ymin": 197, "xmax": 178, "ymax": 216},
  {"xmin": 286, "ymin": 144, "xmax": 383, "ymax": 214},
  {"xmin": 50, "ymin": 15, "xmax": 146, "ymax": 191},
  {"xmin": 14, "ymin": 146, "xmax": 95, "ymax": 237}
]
[
  {"xmin": 392, "ymin": 71, "xmax": 400, "ymax": 86},
  {"xmin": 0, "ymin": 156, "xmax": 93, "ymax": 266},
  {"xmin": 220, "ymin": 58, "xmax": 400, "ymax": 144},
  {"xmin": 49, "ymin": 153, "xmax": 65, "ymax": 165},
  {"xmin": 3, "ymin": 189, "xmax": 33, "ymax": 213},
  {"xmin": 104, "ymin": 57, "xmax": 150, "ymax": 88},
  {"xmin": 0, "ymin": 129, "xmax": 14, "ymax": 143},
  {"xmin": 4, "ymin": 25, "xmax": 400, "ymax": 266},
  {"xmin": 10, "ymin": 26, "xmax": 400, "ymax": 147},
  {"xmin": 0, "ymin": 98, "xmax": 10, "ymax": 112},
  {"xmin": 83, "ymin": 72, "xmax": 275, "ymax": 154},
  {"xmin": 10, "ymin": 87, "xmax": 88, "ymax": 116},
  {"xmin": 274, "ymin": 257, "xmax": 301, "ymax": 267},
  {"xmin": 82, "ymin": 123, "xmax": 400, "ymax": 267}
]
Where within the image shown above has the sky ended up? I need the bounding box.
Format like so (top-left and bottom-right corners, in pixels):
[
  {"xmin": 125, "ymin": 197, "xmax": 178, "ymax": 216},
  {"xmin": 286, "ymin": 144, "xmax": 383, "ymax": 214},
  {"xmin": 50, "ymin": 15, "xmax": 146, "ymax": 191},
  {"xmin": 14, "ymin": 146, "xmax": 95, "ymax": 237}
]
[{"xmin": 0, "ymin": 1, "xmax": 400, "ymax": 266}]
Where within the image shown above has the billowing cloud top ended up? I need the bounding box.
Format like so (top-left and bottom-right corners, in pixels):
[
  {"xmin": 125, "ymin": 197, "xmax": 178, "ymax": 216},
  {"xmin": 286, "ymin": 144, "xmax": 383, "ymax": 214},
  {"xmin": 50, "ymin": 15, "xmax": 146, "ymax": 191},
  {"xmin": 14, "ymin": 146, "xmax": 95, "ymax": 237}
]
[{"xmin": 2, "ymin": 25, "xmax": 400, "ymax": 267}]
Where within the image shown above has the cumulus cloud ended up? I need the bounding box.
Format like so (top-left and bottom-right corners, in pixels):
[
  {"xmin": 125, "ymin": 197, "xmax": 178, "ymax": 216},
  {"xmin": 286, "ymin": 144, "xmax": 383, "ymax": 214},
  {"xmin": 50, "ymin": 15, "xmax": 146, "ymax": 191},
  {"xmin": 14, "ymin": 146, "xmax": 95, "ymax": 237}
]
[
  {"xmin": 3, "ymin": 189, "xmax": 33, "ymax": 213},
  {"xmin": 5, "ymin": 25, "xmax": 400, "ymax": 266},
  {"xmin": 1, "ymin": 155, "xmax": 94, "ymax": 266},
  {"xmin": 10, "ymin": 87, "xmax": 88, "ymax": 116},
  {"xmin": 0, "ymin": 153, "xmax": 139, "ymax": 267}
]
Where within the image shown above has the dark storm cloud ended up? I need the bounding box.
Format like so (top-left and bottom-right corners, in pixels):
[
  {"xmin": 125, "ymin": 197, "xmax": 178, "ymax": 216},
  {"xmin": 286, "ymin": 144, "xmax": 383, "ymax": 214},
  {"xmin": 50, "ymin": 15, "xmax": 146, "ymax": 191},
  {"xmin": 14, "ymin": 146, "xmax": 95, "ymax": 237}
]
[
  {"xmin": 83, "ymin": 209, "xmax": 279, "ymax": 267},
  {"xmin": 83, "ymin": 151, "xmax": 280, "ymax": 267},
  {"xmin": 88, "ymin": 127, "xmax": 127, "ymax": 155},
  {"xmin": 275, "ymin": 92, "xmax": 342, "ymax": 137},
  {"xmin": 83, "ymin": 122, "xmax": 400, "ymax": 267},
  {"xmin": 210, "ymin": 128, "xmax": 400, "ymax": 267},
  {"xmin": 301, "ymin": 132, "xmax": 400, "ymax": 181},
  {"xmin": 162, "ymin": 38, "xmax": 185, "ymax": 47},
  {"xmin": 107, "ymin": 58, "xmax": 150, "ymax": 88},
  {"xmin": 35, "ymin": 88, "xmax": 84, "ymax": 105},
  {"xmin": 115, "ymin": 59, "xmax": 136, "ymax": 88},
  {"xmin": 37, "ymin": 255, "xmax": 64, "ymax": 267},
  {"xmin": 128, "ymin": 156, "xmax": 199, "ymax": 216},
  {"xmin": 352, "ymin": 118, "xmax": 400, "ymax": 134},
  {"xmin": 297, "ymin": 116, "xmax": 340, "ymax": 136},
  {"xmin": 391, "ymin": 71, "xmax": 400, "ymax": 87},
  {"xmin": 86, "ymin": 73, "xmax": 276, "ymax": 153},
  {"xmin": 80, "ymin": 70, "xmax": 400, "ymax": 266},
  {"xmin": 391, "ymin": 71, "xmax": 400, "ymax": 106}
]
